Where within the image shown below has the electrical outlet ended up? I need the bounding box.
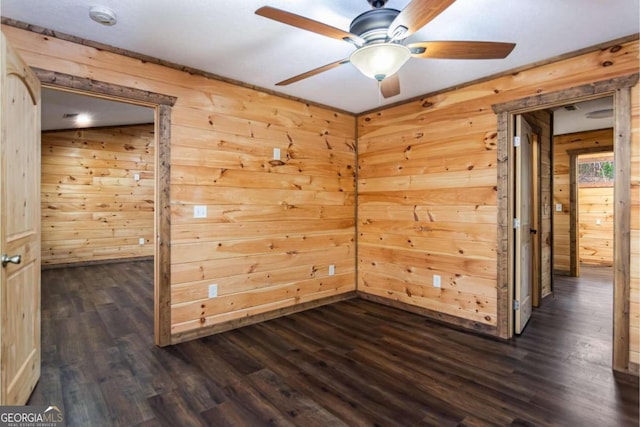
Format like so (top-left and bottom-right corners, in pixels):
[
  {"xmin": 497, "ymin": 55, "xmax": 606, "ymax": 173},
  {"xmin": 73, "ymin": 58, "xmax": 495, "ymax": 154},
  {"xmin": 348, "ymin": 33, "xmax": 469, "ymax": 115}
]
[
  {"xmin": 555, "ymin": 203, "xmax": 563, "ymax": 212},
  {"xmin": 433, "ymin": 274, "xmax": 441, "ymax": 288},
  {"xmin": 208, "ymin": 284, "xmax": 218, "ymax": 298},
  {"xmin": 138, "ymin": 237, "xmax": 145, "ymax": 245},
  {"xmin": 328, "ymin": 264, "xmax": 335, "ymax": 276},
  {"xmin": 273, "ymin": 148, "xmax": 281, "ymax": 160},
  {"xmin": 194, "ymin": 205, "xmax": 207, "ymax": 218},
  {"xmin": 134, "ymin": 173, "xmax": 141, "ymax": 181}
]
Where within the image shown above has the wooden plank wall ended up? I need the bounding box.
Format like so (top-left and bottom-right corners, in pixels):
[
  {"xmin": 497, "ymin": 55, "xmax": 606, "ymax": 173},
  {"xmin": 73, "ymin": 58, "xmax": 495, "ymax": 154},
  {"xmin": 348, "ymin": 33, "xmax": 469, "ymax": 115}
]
[
  {"xmin": 358, "ymin": 40, "xmax": 638, "ymax": 335},
  {"xmin": 552, "ymin": 129, "xmax": 614, "ymax": 274},
  {"xmin": 631, "ymin": 84, "xmax": 639, "ymax": 369},
  {"xmin": 2, "ymin": 25, "xmax": 637, "ymax": 359},
  {"xmin": 41, "ymin": 124, "xmax": 155, "ymax": 265},
  {"xmin": 578, "ymin": 186, "xmax": 614, "ymax": 265},
  {"xmin": 577, "ymin": 153, "xmax": 614, "ymax": 266},
  {"xmin": 0, "ymin": 25, "xmax": 356, "ymax": 341}
]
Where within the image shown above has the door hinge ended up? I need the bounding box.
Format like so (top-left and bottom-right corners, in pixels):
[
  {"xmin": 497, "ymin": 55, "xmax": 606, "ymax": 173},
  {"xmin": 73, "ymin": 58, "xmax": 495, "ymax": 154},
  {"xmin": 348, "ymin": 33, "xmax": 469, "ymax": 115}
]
[
  {"xmin": 513, "ymin": 300, "xmax": 520, "ymax": 310},
  {"xmin": 513, "ymin": 218, "xmax": 520, "ymax": 229},
  {"xmin": 513, "ymin": 136, "xmax": 521, "ymax": 147}
]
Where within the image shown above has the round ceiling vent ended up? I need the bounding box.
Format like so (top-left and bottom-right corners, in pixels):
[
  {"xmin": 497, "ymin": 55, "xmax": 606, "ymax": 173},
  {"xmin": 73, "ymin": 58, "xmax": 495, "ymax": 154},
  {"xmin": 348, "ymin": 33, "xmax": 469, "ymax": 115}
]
[{"xmin": 89, "ymin": 6, "xmax": 117, "ymax": 26}]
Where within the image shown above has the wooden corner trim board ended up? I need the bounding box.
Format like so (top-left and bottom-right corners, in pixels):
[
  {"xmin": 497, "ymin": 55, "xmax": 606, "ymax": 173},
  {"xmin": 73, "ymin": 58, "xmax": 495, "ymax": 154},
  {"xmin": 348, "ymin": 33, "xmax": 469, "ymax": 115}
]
[
  {"xmin": 170, "ymin": 292, "xmax": 358, "ymax": 345},
  {"xmin": 32, "ymin": 68, "xmax": 174, "ymax": 347},
  {"xmin": 357, "ymin": 292, "xmax": 499, "ymax": 338},
  {"xmin": 0, "ymin": 17, "xmax": 355, "ymax": 116},
  {"xmin": 493, "ymin": 74, "xmax": 636, "ymax": 371}
]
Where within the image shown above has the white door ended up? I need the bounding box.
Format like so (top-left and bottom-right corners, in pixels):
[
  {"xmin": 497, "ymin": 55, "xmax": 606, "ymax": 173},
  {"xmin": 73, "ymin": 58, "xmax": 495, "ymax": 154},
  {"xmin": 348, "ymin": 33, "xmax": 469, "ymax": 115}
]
[
  {"xmin": 0, "ymin": 31, "xmax": 42, "ymax": 404},
  {"xmin": 514, "ymin": 115, "xmax": 533, "ymax": 334}
]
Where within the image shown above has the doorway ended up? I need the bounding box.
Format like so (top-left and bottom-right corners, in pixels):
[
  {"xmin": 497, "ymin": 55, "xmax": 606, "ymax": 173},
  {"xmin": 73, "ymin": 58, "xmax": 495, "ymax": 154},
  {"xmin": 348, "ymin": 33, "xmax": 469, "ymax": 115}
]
[
  {"xmin": 493, "ymin": 74, "xmax": 636, "ymax": 372},
  {"xmin": 34, "ymin": 69, "xmax": 176, "ymax": 346},
  {"xmin": 41, "ymin": 88, "xmax": 155, "ymax": 266}
]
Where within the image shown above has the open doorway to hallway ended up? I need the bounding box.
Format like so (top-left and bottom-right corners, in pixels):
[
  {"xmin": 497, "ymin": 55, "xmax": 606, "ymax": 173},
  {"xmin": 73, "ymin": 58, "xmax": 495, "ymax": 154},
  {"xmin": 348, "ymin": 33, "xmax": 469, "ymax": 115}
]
[
  {"xmin": 39, "ymin": 87, "xmax": 157, "ymax": 346},
  {"xmin": 511, "ymin": 95, "xmax": 621, "ymax": 368}
]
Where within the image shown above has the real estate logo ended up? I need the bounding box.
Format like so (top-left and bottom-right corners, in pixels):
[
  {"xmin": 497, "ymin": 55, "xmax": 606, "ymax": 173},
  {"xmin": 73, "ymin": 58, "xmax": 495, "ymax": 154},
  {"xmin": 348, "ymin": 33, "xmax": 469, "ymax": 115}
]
[{"xmin": 0, "ymin": 405, "xmax": 64, "ymax": 427}]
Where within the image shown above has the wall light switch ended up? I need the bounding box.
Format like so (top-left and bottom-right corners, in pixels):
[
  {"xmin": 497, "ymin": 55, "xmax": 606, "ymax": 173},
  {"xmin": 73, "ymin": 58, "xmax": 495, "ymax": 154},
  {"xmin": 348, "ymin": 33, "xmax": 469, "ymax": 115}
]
[
  {"xmin": 273, "ymin": 148, "xmax": 281, "ymax": 160},
  {"xmin": 596, "ymin": 218, "xmax": 602, "ymax": 225},
  {"xmin": 555, "ymin": 203, "xmax": 563, "ymax": 212},
  {"xmin": 208, "ymin": 284, "xmax": 218, "ymax": 298},
  {"xmin": 328, "ymin": 264, "xmax": 335, "ymax": 276},
  {"xmin": 139, "ymin": 237, "xmax": 145, "ymax": 245},
  {"xmin": 194, "ymin": 205, "xmax": 207, "ymax": 218},
  {"xmin": 433, "ymin": 274, "xmax": 441, "ymax": 288},
  {"xmin": 134, "ymin": 173, "xmax": 141, "ymax": 181}
]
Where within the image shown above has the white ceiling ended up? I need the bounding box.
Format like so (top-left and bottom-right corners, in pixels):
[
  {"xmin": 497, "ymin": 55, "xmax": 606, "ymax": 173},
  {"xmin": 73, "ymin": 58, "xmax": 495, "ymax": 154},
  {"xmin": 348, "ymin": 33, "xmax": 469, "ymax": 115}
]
[
  {"xmin": 2, "ymin": 0, "xmax": 637, "ymax": 113},
  {"xmin": 553, "ymin": 96, "xmax": 613, "ymax": 135},
  {"xmin": 41, "ymin": 88, "xmax": 153, "ymax": 131}
]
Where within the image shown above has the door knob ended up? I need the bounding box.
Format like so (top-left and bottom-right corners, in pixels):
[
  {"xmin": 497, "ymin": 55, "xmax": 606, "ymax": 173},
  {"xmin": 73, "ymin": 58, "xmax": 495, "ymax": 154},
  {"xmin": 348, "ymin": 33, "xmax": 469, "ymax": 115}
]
[{"xmin": 1, "ymin": 254, "xmax": 21, "ymax": 267}]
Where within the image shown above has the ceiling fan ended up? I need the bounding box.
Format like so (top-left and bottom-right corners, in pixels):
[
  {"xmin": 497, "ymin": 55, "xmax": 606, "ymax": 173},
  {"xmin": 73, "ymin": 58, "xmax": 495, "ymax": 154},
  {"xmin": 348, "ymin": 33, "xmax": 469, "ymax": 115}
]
[{"xmin": 256, "ymin": 0, "xmax": 516, "ymax": 98}]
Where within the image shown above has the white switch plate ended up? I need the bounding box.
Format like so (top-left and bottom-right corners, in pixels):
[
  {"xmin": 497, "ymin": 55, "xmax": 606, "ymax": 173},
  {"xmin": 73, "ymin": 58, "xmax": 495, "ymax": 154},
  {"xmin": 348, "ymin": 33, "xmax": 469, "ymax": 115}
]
[
  {"xmin": 596, "ymin": 218, "xmax": 602, "ymax": 225},
  {"xmin": 328, "ymin": 264, "xmax": 335, "ymax": 276},
  {"xmin": 273, "ymin": 148, "xmax": 281, "ymax": 160},
  {"xmin": 208, "ymin": 284, "xmax": 218, "ymax": 298},
  {"xmin": 555, "ymin": 203, "xmax": 562, "ymax": 212},
  {"xmin": 194, "ymin": 205, "xmax": 207, "ymax": 218},
  {"xmin": 134, "ymin": 173, "xmax": 140, "ymax": 181},
  {"xmin": 138, "ymin": 237, "xmax": 145, "ymax": 245},
  {"xmin": 433, "ymin": 274, "xmax": 441, "ymax": 288}
]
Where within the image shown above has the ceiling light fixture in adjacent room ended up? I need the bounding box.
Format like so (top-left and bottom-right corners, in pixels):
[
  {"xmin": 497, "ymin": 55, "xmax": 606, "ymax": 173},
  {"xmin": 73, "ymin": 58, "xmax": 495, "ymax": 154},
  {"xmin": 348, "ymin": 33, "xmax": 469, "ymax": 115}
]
[
  {"xmin": 585, "ymin": 108, "xmax": 614, "ymax": 119},
  {"xmin": 63, "ymin": 112, "xmax": 92, "ymax": 127},
  {"xmin": 89, "ymin": 6, "xmax": 117, "ymax": 26},
  {"xmin": 349, "ymin": 43, "xmax": 411, "ymax": 81}
]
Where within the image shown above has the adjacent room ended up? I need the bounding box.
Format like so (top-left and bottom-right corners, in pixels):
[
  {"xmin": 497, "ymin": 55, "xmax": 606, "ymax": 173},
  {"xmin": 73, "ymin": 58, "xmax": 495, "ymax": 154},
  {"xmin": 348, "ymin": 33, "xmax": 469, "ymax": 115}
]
[{"xmin": 0, "ymin": 0, "xmax": 638, "ymax": 425}]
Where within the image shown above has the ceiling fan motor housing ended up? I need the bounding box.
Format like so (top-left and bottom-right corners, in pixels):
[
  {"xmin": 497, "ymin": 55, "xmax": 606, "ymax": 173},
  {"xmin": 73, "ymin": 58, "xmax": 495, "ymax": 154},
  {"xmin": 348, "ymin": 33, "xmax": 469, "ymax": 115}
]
[
  {"xmin": 350, "ymin": 8, "xmax": 400, "ymax": 42},
  {"xmin": 367, "ymin": 0, "xmax": 389, "ymax": 8}
]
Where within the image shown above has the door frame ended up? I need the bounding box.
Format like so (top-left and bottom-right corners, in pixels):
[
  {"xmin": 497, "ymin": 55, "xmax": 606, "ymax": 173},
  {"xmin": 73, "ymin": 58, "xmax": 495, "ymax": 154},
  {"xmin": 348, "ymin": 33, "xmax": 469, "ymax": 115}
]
[
  {"xmin": 493, "ymin": 73, "xmax": 638, "ymax": 373},
  {"xmin": 33, "ymin": 68, "xmax": 176, "ymax": 347}
]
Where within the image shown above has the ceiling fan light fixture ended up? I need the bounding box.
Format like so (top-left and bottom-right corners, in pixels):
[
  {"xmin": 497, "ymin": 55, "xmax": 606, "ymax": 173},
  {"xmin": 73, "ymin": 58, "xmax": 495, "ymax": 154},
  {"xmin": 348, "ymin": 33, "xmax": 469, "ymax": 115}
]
[{"xmin": 349, "ymin": 43, "xmax": 411, "ymax": 81}]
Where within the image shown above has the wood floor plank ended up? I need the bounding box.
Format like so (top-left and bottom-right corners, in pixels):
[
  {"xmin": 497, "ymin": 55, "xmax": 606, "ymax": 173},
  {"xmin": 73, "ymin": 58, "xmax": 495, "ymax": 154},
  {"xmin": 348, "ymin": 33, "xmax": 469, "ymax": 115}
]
[{"xmin": 29, "ymin": 261, "xmax": 639, "ymax": 426}]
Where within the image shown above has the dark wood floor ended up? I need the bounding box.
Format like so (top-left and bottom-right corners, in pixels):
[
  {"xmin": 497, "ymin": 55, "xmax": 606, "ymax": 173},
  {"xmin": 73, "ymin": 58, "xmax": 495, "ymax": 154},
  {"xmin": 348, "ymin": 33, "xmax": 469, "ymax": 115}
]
[{"xmin": 30, "ymin": 261, "xmax": 638, "ymax": 426}]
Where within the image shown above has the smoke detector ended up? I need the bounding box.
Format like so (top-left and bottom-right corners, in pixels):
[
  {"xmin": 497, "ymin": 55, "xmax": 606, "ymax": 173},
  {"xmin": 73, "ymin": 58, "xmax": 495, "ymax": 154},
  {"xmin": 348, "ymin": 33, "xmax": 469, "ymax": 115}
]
[{"xmin": 89, "ymin": 6, "xmax": 117, "ymax": 26}]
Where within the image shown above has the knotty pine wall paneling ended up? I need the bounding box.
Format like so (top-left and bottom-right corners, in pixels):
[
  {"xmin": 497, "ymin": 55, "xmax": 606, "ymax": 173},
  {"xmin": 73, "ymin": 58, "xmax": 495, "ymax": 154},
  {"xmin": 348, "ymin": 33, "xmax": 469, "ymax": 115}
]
[
  {"xmin": 2, "ymin": 24, "xmax": 637, "ymax": 364},
  {"xmin": 41, "ymin": 124, "xmax": 155, "ymax": 265},
  {"xmin": 578, "ymin": 186, "xmax": 614, "ymax": 265},
  {"xmin": 552, "ymin": 128, "xmax": 614, "ymax": 274},
  {"xmin": 577, "ymin": 152, "xmax": 614, "ymax": 266},
  {"xmin": 1, "ymin": 25, "xmax": 356, "ymax": 343},
  {"xmin": 357, "ymin": 40, "xmax": 639, "ymax": 342}
]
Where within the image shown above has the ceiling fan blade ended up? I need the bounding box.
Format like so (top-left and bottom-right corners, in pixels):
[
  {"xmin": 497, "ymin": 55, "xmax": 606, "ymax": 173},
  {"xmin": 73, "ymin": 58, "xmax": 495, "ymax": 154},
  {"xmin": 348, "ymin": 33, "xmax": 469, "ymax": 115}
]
[
  {"xmin": 408, "ymin": 41, "xmax": 516, "ymax": 59},
  {"xmin": 256, "ymin": 6, "xmax": 365, "ymax": 45},
  {"xmin": 388, "ymin": 0, "xmax": 456, "ymax": 40},
  {"xmin": 380, "ymin": 74, "xmax": 400, "ymax": 98},
  {"xmin": 276, "ymin": 59, "xmax": 350, "ymax": 86}
]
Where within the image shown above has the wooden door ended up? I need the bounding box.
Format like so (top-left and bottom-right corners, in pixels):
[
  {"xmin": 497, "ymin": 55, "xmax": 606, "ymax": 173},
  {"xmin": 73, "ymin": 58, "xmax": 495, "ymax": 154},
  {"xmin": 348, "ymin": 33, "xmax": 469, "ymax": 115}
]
[
  {"xmin": 515, "ymin": 115, "xmax": 533, "ymax": 334},
  {"xmin": 0, "ymin": 31, "xmax": 41, "ymax": 404}
]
